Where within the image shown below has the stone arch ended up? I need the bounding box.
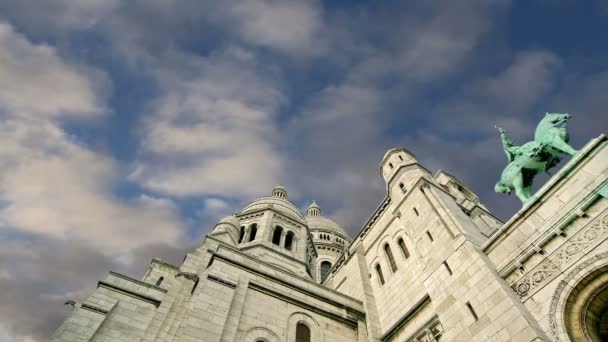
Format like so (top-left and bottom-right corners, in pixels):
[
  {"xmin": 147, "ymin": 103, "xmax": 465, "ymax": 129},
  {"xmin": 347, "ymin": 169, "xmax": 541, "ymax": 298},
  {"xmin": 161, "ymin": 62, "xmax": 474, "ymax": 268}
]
[
  {"xmin": 286, "ymin": 312, "xmax": 321, "ymax": 342},
  {"xmin": 375, "ymin": 234, "xmax": 394, "ymax": 258},
  {"xmin": 550, "ymin": 251, "xmax": 608, "ymax": 341},
  {"xmin": 240, "ymin": 327, "xmax": 280, "ymax": 342},
  {"xmin": 316, "ymin": 257, "xmax": 334, "ymax": 281},
  {"xmin": 391, "ymin": 229, "xmax": 407, "ymax": 239}
]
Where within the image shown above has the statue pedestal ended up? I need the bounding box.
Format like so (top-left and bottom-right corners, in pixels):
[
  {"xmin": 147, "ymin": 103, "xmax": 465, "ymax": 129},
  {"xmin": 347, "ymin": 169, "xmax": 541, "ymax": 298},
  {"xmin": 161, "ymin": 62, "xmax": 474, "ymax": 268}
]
[{"xmin": 483, "ymin": 134, "xmax": 608, "ymax": 340}]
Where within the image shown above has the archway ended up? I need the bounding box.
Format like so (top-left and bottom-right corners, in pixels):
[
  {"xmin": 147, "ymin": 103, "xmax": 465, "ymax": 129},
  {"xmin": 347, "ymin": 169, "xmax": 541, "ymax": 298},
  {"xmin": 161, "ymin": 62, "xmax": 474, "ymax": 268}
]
[
  {"xmin": 563, "ymin": 265, "xmax": 608, "ymax": 341},
  {"xmin": 550, "ymin": 252, "xmax": 608, "ymax": 341}
]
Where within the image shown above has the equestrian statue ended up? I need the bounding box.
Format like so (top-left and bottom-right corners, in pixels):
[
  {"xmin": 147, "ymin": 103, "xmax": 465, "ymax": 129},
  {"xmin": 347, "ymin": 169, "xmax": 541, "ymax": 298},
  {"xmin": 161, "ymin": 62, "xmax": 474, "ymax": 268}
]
[{"xmin": 495, "ymin": 113, "xmax": 578, "ymax": 204}]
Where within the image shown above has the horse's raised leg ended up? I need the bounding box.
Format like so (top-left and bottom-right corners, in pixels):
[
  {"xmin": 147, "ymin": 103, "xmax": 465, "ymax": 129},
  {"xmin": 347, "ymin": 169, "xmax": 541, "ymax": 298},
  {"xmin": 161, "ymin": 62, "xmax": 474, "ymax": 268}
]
[{"xmin": 550, "ymin": 138, "xmax": 578, "ymax": 156}]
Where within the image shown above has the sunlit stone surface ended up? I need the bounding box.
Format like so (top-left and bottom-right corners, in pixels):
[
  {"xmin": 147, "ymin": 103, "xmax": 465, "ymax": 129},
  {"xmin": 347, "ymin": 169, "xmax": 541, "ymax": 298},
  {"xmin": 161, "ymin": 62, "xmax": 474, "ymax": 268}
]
[{"xmin": 52, "ymin": 134, "xmax": 608, "ymax": 341}]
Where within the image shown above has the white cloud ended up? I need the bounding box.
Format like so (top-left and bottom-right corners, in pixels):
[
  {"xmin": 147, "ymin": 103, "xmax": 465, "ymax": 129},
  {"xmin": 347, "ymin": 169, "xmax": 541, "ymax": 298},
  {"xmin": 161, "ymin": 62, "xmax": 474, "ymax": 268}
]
[
  {"xmin": 131, "ymin": 49, "xmax": 285, "ymax": 197},
  {"xmin": 224, "ymin": 0, "xmax": 324, "ymax": 55},
  {"xmin": 0, "ymin": 120, "xmax": 184, "ymax": 252},
  {"xmin": 0, "ymin": 21, "xmax": 184, "ymax": 253},
  {"xmin": 485, "ymin": 51, "xmax": 561, "ymax": 110},
  {"xmin": 0, "ymin": 21, "xmax": 106, "ymax": 119}
]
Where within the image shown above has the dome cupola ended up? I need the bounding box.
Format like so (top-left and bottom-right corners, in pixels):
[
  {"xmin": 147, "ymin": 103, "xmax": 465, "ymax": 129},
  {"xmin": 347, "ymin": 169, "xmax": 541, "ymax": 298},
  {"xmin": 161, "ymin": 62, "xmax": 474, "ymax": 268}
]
[
  {"xmin": 272, "ymin": 184, "xmax": 288, "ymax": 199},
  {"xmin": 210, "ymin": 214, "xmax": 240, "ymax": 244},
  {"xmin": 307, "ymin": 200, "xmax": 321, "ymax": 217}
]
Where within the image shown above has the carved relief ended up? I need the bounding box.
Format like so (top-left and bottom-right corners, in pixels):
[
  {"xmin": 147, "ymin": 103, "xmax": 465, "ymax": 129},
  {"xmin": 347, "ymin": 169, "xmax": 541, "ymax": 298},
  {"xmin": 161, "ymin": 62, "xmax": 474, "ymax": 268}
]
[{"xmin": 512, "ymin": 210, "xmax": 608, "ymax": 299}]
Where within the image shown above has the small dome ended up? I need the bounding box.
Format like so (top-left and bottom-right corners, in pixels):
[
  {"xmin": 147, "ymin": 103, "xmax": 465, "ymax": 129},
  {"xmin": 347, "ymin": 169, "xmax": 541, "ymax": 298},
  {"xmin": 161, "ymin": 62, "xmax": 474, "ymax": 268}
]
[
  {"xmin": 242, "ymin": 186, "xmax": 303, "ymax": 219},
  {"xmin": 307, "ymin": 215, "xmax": 350, "ymax": 239},
  {"xmin": 217, "ymin": 214, "xmax": 240, "ymax": 229},
  {"xmin": 272, "ymin": 184, "xmax": 288, "ymax": 199},
  {"xmin": 307, "ymin": 200, "xmax": 321, "ymax": 217}
]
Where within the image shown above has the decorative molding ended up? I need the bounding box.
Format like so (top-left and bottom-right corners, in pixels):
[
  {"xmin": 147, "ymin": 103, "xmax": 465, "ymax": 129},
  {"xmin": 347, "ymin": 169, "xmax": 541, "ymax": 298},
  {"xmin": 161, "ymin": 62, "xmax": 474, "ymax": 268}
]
[
  {"xmin": 151, "ymin": 258, "xmax": 179, "ymax": 272},
  {"xmin": 80, "ymin": 303, "xmax": 109, "ymax": 315},
  {"xmin": 548, "ymin": 251, "xmax": 608, "ymax": 341},
  {"xmin": 512, "ymin": 210, "xmax": 608, "ymax": 299},
  {"xmin": 108, "ymin": 271, "xmax": 167, "ymax": 293},
  {"xmin": 207, "ymin": 274, "xmax": 237, "ymax": 288},
  {"xmin": 97, "ymin": 281, "xmax": 162, "ymax": 307},
  {"xmin": 248, "ymin": 281, "xmax": 361, "ymax": 327},
  {"xmin": 273, "ymin": 213, "xmax": 303, "ymax": 229}
]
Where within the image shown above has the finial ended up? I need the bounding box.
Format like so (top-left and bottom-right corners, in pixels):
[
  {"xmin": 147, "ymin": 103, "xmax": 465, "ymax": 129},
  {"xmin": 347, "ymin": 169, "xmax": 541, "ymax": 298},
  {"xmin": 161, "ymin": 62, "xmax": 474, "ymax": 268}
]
[{"xmin": 307, "ymin": 200, "xmax": 321, "ymax": 216}]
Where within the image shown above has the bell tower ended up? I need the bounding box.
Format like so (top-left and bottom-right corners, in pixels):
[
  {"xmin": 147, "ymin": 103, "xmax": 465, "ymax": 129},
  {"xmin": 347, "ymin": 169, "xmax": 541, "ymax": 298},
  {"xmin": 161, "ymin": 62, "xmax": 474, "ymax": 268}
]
[{"xmin": 380, "ymin": 147, "xmax": 433, "ymax": 201}]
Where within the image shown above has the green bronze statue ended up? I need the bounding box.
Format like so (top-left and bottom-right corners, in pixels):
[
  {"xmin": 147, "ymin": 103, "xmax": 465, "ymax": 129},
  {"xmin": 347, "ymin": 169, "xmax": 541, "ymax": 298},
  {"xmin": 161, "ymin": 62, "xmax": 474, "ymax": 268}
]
[{"xmin": 495, "ymin": 113, "xmax": 578, "ymax": 203}]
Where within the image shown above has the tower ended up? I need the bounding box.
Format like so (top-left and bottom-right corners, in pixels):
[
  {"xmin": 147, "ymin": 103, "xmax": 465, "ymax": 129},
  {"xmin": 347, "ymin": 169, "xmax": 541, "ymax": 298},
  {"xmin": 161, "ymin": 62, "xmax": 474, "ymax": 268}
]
[
  {"xmin": 235, "ymin": 185, "xmax": 316, "ymax": 277},
  {"xmin": 306, "ymin": 201, "xmax": 351, "ymax": 282},
  {"xmin": 380, "ymin": 148, "xmax": 433, "ymax": 202}
]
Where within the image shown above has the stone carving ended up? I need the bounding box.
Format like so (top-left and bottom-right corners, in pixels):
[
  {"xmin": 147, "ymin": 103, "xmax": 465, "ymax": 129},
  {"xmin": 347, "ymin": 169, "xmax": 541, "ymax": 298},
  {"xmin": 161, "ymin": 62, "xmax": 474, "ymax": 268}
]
[
  {"xmin": 512, "ymin": 210, "xmax": 608, "ymax": 298},
  {"xmin": 175, "ymin": 271, "xmax": 199, "ymax": 282},
  {"xmin": 495, "ymin": 113, "xmax": 578, "ymax": 203},
  {"xmin": 63, "ymin": 299, "xmax": 77, "ymax": 309},
  {"xmin": 548, "ymin": 251, "xmax": 608, "ymax": 341}
]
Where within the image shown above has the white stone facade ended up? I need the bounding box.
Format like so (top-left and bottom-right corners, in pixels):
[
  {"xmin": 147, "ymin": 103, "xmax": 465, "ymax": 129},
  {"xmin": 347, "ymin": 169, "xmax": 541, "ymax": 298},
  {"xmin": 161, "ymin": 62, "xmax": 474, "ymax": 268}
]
[{"xmin": 52, "ymin": 135, "xmax": 608, "ymax": 342}]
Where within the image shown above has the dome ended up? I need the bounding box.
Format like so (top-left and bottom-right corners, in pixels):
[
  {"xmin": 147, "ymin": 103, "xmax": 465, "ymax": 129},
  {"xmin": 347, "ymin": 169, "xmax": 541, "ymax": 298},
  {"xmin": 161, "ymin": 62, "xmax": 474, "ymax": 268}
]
[
  {"xmin": 241, "ymin": 186, "xmax": 303, "ymax": 219},
  {"xmin": 307, "ymin": 216, "xmax": 349, "ymax": 238},
  {"xmin": 216, "ymin": 214, "xmax": 240, "ymax": 229}
]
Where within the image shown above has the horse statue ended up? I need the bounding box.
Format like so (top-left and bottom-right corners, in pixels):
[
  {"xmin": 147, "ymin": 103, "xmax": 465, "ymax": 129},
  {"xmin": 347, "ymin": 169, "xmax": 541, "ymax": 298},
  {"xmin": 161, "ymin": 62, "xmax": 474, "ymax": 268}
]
[{"xmin": 495, "ymin": 113, "xmax": 578, "ymax": 203}]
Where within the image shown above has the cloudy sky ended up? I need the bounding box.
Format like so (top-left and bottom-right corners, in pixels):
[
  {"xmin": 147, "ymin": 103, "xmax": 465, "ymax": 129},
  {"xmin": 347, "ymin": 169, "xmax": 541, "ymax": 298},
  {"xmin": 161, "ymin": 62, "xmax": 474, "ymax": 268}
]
[{"xmin": 0, "ymin": 0, "xmax": 606, "ymax": 340}]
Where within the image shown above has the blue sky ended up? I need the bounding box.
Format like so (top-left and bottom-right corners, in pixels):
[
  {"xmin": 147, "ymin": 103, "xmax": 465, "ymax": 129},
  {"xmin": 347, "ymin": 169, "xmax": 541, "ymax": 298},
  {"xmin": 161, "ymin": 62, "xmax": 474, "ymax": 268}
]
[{"xmin": 0, "ymin": 0, "xmax": 607, "ymax": 340}]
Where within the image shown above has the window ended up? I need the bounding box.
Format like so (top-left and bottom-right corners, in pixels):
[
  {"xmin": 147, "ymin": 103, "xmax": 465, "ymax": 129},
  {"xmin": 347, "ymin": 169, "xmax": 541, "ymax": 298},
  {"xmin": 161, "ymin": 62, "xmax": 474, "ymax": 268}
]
[
  {"xmin": 272, "ymin": 226, "xmax": 283, "ymax": 245},
  {"xmin": 375, "ymin": 264, "xmax": 385, "ymax": 286},
  {"xmin": 399, "ymin": 183, "xmax": 406, "ymax": 193},
  {"xmin": 249, "ymin": 224, "xmax": 257, "ymax": 241},
  {"xmin": 413, "ymin": 207, "xmax": 419, "ymax": 216},
  {"xmin": 399, "ymin": 155, "xmax": 404, "ymax": 161},
  {"xmin": 238, "ymin": 226, "xmax": 245, "ymax": 243},
  {"xmin": 466, "ymin": 302, "xmax": 478, "ymax": 321},
  {"xmin": 426, "ymin": 231, "xmax": 434, "ymax": 242},
  {"xmin": 155, "ymin": 276, "xmax": 164, "ymax": 286},
  {"xmin": 443, "ymin": 261, "xmax": 453, "ymax": 276},
  {"xmin": 397, "ymin": 238, "xmax": 410, "ymax": 259},
  {"xmin": 389, "ymin": 162, "xmax": 394, "ymax": 169},
  {"xmin": 385, "ymin": 244, "xmax": 398, "ymax": 272},
  {"xmin": 320, "ymin": 261, "xmax": 332, "ymax": 281},
  {"xmin": 295, "ymin": 323, "xmax": 311, "ymax": 342},
  {"xmin": 285, "ymin": 231, "xmax": 294, "ymax": 251}
]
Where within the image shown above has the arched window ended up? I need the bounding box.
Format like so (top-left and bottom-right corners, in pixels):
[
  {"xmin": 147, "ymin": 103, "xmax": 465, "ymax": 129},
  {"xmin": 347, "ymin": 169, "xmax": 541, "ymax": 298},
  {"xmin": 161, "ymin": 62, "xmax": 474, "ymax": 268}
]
[
  {"xmin": 320, "ymin": 261, "xmax": 332, "ymax": 281},
  {"xmin": 155, "ymin": 276, "xmax": 164, "ymax": 286},
  {"xmin": 385, "ymin": 244, "xmax": 398, "ymax": 272},
  {"xmin": 399, "ymin": 155, "xmax": 404, "ymax": 161},
  {"xmin": 375, "ymin": 264, "xmax": 385, "ymax": 286},
  {"xmin": 238, "ymin": 226, "xmax": 245, "ymax": 243},
  {"xmin": 295, "ymin": 323, "xmax": 311, "ymax": 342},
  {"xmin": 249, "ymin": 224, "xmax": 257, "ymax": 242},
  {"xmin": 389, "ymin": 162, "xmax": 394, "ymax": 169},
  {"xmin": 398, "ymin": 238, "xmax": 410, "ymax": 259},
  {"xmin": 285, "ymin": 231, "xmax": 294, "ymax": 251},
  {"xmin": 272, "ymin": 226, "xmax": 283, "ymax": 245},
  {"xmin": 399, "ymin": 183, "xmax": 406, "ymax": 193}
]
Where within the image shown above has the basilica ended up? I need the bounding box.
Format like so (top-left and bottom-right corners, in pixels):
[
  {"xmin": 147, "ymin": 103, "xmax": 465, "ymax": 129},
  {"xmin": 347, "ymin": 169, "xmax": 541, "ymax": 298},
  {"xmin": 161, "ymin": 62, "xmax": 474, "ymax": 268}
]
[{"xmin": 52, "ymin": 135, "xmax": 608, "ymax": 341}]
